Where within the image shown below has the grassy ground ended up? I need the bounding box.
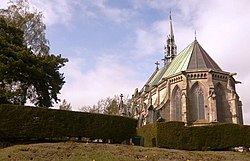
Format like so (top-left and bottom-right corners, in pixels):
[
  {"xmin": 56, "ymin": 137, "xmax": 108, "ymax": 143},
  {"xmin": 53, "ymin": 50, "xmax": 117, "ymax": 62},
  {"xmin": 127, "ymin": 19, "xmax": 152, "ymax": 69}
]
[{"xmin": 0, "ymin": 142, "xmax": 250, "ymax": 161}]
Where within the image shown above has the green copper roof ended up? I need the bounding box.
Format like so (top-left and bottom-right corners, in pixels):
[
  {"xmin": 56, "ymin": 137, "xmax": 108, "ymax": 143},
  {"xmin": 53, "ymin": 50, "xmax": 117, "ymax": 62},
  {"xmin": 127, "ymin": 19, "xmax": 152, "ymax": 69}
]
[
  {"xmin": 145, "ymin": 40, "xmax": 222, "ymax": 87},
  {"xmin": 162, "ymin": 41, "xmax": 194, "ymax": 78},
  {"xmin": 147, "ymin": 69, "xmax": 162, "ymax": 86}
]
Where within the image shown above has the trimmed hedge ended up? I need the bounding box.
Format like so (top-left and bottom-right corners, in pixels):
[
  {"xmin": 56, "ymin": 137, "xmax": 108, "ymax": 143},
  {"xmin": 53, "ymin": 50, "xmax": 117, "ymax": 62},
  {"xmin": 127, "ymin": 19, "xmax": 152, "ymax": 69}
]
[
  {"xmin": 137, "ymin": 121, "xmax": 250, "ymax": 150},
  {"xmin": 157, "ymin": 121, "xmax": 185, "ymax": 149},
  {"xmin": 0, "ymin": 104, "xmax": 137, "ymax": 143},
  {"xmin": 136, "ymin": 123, "xmax": 157, "ymax": 147}
]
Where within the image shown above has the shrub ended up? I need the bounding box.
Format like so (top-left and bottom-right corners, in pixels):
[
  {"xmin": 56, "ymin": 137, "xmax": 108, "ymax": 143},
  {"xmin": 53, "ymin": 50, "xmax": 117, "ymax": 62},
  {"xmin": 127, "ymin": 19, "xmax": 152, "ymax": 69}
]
[
  {"xmin": 136, "ymin": 123, "xmax": 157, "ymax": 147},
  {"xmin": 157, "ymin": 121, "xmax": 185, "ymax": 149},
  {"xmin": 137, "ymin": 122, "xmax": 250, "ymax": 150},
  {"xmin": 0, "ymin": 104, "xmax": 137, "ymax": 143}
]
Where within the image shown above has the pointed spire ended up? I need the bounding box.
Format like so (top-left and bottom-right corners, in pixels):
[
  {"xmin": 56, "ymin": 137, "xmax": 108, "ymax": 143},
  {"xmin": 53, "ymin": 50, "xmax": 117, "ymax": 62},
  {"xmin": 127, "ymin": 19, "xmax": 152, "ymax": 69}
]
[
  {"xmin": 119, "ymin": 93, "xmax": 126, "ymax": 116},
  {"xmin": 163, "ymin": 9, "xmax": 177, "ymax": 67},
  {"xmin": 169, "ymin": 9, "xmax": 174, "ymax": 38}
]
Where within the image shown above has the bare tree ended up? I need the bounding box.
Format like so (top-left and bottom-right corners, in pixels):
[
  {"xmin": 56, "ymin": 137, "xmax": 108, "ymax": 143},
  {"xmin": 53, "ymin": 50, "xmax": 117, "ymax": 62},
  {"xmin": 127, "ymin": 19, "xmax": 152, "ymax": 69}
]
[
  {"xmin": 78, "ymin": 105, "xmax": 92, "ymax": 112},
  {"xmin": 59, "ymin": 99, "xmax": 72, "ymax": 111},
  {"xmin": 79, "ymin": 95, "xmax": 131, "ymax": 115},
  {"xmin": 0, "ymin": 0, "xmax": 50, "ymax": 55}
]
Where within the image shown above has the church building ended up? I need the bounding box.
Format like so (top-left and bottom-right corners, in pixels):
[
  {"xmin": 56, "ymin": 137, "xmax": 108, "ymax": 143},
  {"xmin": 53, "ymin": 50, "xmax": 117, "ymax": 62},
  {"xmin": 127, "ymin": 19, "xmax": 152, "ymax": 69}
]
[{"xmin": 132, "ymin": 14, "xmax": 243, "ymax": 127}]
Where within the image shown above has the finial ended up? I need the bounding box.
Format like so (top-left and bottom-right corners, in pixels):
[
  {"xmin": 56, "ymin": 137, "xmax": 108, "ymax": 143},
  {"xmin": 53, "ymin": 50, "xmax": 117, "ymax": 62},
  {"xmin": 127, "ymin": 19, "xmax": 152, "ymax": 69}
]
[
  {"xmin": 155, "ymin": 61, "xmax": 160, "ymax": 70},
  {"xmin": 120, "ymin": 93, "xmax": 123, "ymax": 100},
  {"xmin": 195, "ymin": 30, "xmax": 197, "ymax": 40}
]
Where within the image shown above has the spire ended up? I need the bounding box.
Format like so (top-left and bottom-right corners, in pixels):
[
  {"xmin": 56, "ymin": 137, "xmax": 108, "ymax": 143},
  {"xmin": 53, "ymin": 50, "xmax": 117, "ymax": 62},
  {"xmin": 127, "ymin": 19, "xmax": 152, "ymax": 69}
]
[
  {"xmin": 169, "ymin": 9, "xmax": 174, "ymax": 38},
  {"xmin": 119, "ymin": 93, "xmax": 126, "ymax": 116},
  {"xmin": 163, "ymin": 9, "xmax": 177, "ymax": 67}
]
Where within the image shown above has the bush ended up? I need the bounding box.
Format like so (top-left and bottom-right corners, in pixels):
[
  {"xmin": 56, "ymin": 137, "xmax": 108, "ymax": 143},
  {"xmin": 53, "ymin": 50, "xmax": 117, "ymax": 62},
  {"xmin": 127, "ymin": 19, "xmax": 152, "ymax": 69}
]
[
  {"xmin": 136, "ymin": 123, "xmax": 157, "ymax": 147},
  {"xmin": 157, "ymin": 121, "xmax": 185, "ymax": 149},
  {"xmin": 137, "ymin": 122, "xmax": 250, "ymax": 150},
  {"xmin": 0, "ymin": 104, "xmax": 137, "ymax": 143}
]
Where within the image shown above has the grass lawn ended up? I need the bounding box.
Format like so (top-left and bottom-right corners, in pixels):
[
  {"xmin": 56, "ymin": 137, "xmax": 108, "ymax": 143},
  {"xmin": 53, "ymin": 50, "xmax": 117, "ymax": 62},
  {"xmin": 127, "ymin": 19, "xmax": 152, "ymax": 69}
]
[{"xmin": 0, "ymin": 142, "xmax": 250, "ymax": 161}]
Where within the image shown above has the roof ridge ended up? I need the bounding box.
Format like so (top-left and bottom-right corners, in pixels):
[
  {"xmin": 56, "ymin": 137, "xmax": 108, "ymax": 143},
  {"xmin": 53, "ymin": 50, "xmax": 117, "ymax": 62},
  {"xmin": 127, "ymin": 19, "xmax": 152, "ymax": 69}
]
[
  {"xmin": 195, "ymin": 41, "xmax": 207, "ymax": 69},
  {"xmin": 197, "ymin": 42, "xmax": 222, "ymax": 71}
]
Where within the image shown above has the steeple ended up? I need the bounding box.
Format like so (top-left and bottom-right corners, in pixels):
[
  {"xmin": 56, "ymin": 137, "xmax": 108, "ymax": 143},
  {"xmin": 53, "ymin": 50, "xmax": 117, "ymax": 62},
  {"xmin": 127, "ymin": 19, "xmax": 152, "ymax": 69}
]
[{"xmin": 163, "ymin": 9, "xmax": 177, "ymax": 67}]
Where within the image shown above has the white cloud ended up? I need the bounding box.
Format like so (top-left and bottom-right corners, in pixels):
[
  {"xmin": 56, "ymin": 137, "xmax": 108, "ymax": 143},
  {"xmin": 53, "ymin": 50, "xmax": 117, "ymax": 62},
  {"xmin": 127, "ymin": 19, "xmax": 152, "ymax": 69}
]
[
  {"xmin": 0, "ymin": 0, "xmax": 77, "ymax": 26},
  {"xmin": 31, "ymin": 0, "xmax": 77, "ymax": 26},
  {"xmin": 58, "ymin": 54, "xmax": 142, "ymax": 110},
  {"xmin": 0, "ymin": 0, "xmax": 8, "ymax": 8},
  {"xmin": 80, "ymin": 0, "xmax": 135, "ymax": 24},
  {"xmin": 134, "ymin": 28, "xmax": 162, "ymax": 56},
  {"xmin": 133, "ymin": 20, "xmax": 172, "ymax": 57},
  {"xmin": 31, "ymin": 0, "xmax": 135, "ymax": 26}
]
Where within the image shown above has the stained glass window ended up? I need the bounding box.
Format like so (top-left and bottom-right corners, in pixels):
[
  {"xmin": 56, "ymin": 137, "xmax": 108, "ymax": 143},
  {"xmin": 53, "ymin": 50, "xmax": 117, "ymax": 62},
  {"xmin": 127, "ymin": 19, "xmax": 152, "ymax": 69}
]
[
  {"xmin": 190, "ymin": 84, "xmax": 205, "ymax": 121},
  {"xmin": 173, "ymin": 87, "xmax": 182, "ymax": 121}
]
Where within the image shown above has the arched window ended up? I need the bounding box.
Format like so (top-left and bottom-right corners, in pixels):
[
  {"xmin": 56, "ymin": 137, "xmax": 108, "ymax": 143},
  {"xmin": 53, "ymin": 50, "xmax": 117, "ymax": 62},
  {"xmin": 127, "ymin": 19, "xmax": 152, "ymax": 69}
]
[
  {"xmin": 216, "ymin": 84, "xmax": 224, "ymax": 122},
  {"xmin": 190, "ymin": 84, "xmax": 205, "ymax": 122},
  {"xmin": 215, "ymin": 83, "xmax": 231, "ymax": 122},
  {"xmin": 172, "ymin": 86, "xmax": 182, "ymax": 121}
]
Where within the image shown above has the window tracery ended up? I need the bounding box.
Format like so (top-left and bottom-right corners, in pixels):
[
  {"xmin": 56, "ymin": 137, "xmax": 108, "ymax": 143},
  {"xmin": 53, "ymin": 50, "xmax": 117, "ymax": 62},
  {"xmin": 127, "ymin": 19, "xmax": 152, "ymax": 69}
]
[
  {"xmin": 190, "ymin": 84, "xmax": 205, "ymax": 121},
  {"xmin": 173, "ymin": 87, "xmax": 182, "ymax": 121}
]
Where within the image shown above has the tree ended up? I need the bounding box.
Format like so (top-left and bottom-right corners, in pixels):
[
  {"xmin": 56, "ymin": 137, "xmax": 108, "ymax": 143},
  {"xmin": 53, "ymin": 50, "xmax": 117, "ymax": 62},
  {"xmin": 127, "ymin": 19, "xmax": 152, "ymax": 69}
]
[
  {"xmin": 79, "ymin": 95, "xmax": 131, "ymax": 116},
  {"xmin": 105, "ymin": 99, "xmax": 119, "ymax": 115},
  {"xmin": 0, "ymin": 17, "xmax": 67, "ymax": 107},
  {"xmin": 0, "ymin": 17, "xmax": 28, "ymax": 104},
  {"xmin": 0, "ymin": 0, "xmax": 49, "ymax": 55},
  {"xmin": 59, "ymin": 99, "xmax": 72, "ymax": 111},
  {"xmin": 0, "ymin": 0, "xmax": 68, "ymax": 107},
  {"xmin": 79, "ymin": 104, "xmax": 104, "ymax": 113},
  {"xmin": 78, "ymin": 105, "xmax": 92, "ymax": 113}
]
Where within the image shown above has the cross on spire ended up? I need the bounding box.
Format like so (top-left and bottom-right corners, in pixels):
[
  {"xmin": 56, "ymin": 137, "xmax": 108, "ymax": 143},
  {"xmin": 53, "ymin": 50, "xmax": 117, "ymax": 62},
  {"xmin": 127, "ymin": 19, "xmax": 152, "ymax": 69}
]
[
  {"xmin": 155, "ymin": 61, "xmax": 160, "ymax": 70},
  {"xmin": 120, "ymin": 93, "xmax": 123, "ymax": 100}
]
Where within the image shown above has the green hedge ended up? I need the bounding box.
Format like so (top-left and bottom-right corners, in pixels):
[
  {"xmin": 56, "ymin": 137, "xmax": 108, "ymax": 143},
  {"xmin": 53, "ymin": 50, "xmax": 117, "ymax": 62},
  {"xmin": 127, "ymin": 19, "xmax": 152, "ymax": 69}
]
[
  {"xmin": 157, "ymin": 121, "xmax": 185, "ymax": 149},
  {"xmin": 137, "ymin": 121, "xmax": 250, "ymax": 150},
  {"xmin": 0, "ymin": 104, "xmax": 137, "ymax": 143},
  {"xmin": 136, "ymin": 123, "xmax": 157, "ymax": 147}
]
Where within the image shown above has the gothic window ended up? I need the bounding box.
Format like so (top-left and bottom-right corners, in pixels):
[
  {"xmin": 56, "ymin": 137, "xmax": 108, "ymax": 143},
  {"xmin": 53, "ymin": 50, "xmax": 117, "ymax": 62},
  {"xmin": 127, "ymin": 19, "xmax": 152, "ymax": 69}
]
[
  {"xmin": 216, "ymin": 84, "xmax": 224, "ymax": 122},
  {"xmin": 215, "ymin": 83, "xmax": 231, "ymax": 122},
  {"xmin": 190, "ymin": 84, "xmax": 205, "ymax": 122},
  {"xmin": 172, "ymin": 86, "xmax": 182, "ymax": 121}
]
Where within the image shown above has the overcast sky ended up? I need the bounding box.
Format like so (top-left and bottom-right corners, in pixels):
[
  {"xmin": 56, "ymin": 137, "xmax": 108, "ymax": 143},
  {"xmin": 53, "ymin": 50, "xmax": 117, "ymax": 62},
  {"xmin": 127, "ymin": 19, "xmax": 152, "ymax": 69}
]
[{"xmin": 1, "ymin": 0, "xmax": 250, "ymax": 124}]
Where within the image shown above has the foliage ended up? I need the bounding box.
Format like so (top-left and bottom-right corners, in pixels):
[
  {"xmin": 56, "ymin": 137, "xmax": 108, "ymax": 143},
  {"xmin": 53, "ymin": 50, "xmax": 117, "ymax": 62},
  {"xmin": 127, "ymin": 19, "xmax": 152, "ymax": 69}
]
[
  {"xmin": 0, "ymin": 17, "xmax": 28, "ymax": 104},
  {"xmin": 0, "ymin": 104, "xmax": 138, "ymax": 143},
  {"xmin": 137, "ymin": 122, "xmax": 250, "ymax": 150},
  {"xmin": 78, "ymin": 105, "xmax": 93, "ymax": 113},
  {"xmin": 0, "ymin": 3, "xmax": 68, "ymax": 107},
  {"xmin": 105, "ymin": 99, "xmax": 119, "ymax": 115},
  {"xmin": 136, "ymin": 123, "xmax": 157, "ymax": 147},
  {"xmin": 0, "ymin": 0, "xmax": 49, "ymax": 55},
  {"xmin": 79, "ymin": 95, "xmax": 131, "ymax": 115},
  {"xmin": 59, "ymin": 99, "xmax": 72, "ymax": 111}
]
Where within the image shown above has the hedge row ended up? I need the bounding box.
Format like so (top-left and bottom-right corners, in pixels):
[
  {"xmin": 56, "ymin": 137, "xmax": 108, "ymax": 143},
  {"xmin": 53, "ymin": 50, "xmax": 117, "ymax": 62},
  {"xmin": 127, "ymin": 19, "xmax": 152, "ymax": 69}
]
[
  {"xmin": 136, "ymin": 123, "xmax": 157, "ymax": 147},
  {"xmin": 137, "ymin": 121, "xmax": 250, "ymax": 150},
  {"xmin": 0, "ymin": 104, "xmax": 137, "ymax": 143}
]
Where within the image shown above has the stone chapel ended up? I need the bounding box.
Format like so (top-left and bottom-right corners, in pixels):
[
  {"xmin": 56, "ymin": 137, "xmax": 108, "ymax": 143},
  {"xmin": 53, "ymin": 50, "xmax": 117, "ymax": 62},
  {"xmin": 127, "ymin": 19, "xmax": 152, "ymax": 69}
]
[{"xmin": 131, "ymin": 14, "xmax": 243, "ymax": 127}]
